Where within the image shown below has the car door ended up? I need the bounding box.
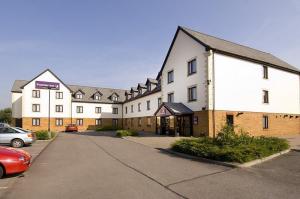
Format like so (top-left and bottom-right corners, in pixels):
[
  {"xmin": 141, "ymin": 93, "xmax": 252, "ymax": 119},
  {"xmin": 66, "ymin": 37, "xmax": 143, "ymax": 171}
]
[{"xmin": 0, "ymin": 128, "xmax": 10, "ymax": 144}]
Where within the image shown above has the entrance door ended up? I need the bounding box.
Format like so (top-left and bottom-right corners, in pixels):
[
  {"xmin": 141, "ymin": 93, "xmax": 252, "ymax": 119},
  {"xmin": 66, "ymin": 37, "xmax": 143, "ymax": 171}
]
[{"xmin": 160, "ymin": 117, "xmax": 170, "ymax": 135}]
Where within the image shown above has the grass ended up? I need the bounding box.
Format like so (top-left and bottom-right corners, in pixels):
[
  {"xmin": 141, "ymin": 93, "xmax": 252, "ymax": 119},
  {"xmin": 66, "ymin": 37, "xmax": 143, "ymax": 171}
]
[
  {"xmin": 116, "ymin": 130, "xmax": 139, "ymax": 137},
  {"xmin": 35, "ymin": 130, "xmax": 57, "ymax": 140},
  {"xmin": 171, "ymin": 125, "xmax": 289, "ymax": 163}
]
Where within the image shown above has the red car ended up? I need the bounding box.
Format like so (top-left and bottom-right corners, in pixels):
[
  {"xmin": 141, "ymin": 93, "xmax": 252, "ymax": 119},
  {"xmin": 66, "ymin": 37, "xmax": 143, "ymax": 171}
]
[
  {"xmin": 65, "ymin": 124, "xmax": 78, "ymax": 132},
  {"xmin": 0, "ymin": 146, "xmax": 31, "ymax": 178}
]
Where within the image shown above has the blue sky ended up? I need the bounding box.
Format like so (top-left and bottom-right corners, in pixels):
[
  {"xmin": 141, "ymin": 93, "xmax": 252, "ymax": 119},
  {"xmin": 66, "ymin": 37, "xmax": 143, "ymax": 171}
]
[{"xmin": 1, "ymin": 0, "xmax": 300, "ymax": 108}]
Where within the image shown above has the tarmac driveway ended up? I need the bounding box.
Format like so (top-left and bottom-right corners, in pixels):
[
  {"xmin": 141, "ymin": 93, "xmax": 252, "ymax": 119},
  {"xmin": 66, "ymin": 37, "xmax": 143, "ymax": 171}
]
[{"xmin": 2, "ymin": 132, "xmax": 300, "ymax": 199}]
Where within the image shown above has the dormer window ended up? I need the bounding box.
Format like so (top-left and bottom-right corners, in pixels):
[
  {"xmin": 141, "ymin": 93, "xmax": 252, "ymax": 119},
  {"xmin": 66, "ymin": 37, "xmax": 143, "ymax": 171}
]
[
  {"xmin": 147, "ymin": 84, "xmax": 151, "ymax": 92},
  {"xmin": 75, "ymin": 93, "xmax": 83, "ymax": 99},
  {"xmin": 94, "ymin": 94, "xmax": 101, "ymax": 100},
  {"xmin": 112, "ymin": 96, "xmax": 118, "ymax": 101},
  {"xmin": 138, "ymin": 89, "xmax": 142, "ymax": 95}
]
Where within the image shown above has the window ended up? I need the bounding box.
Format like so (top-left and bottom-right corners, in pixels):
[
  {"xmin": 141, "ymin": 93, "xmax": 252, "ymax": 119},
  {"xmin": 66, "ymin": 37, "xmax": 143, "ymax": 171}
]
[
  {"xmin": 32, "ymin": 104, "xmax": 40, "ymax": 112},
  {"xmin": 76, "ymin": 119, "xmax": 83, "ymax": 126},
  {"xmin": 138, "ymin": 103, "xmax": 141, "ymax": 112},
  {"xmin": 95, "ymin": 119, "xmax": 102, "ymax": 126},
  {"xmin": 138, "ymin": 89, "xmax": 142, "ymax": 95},
  {"xmin": 32, "ymin": 90, "xmax": 40, "ymax": 98},
  {"xmin": 56, "ymin": 92, "xmax": 63, "ymax": 99},
  {"xmin": 263, "ymin": 116, "xmax": 269, "ymax": 129},
  {"xmin": 125, "ymin": 106, "xmax": 128, "ymax": 114},
  {"xmin": 147, "ymin": 117, "xmax": 151, "ymax": 127},
  {"xmin": 188, "ymin": 59, "xmax": 197, "ymax": 75},
  {"xmin": 263, "ymin": 90, "xmax": 269, "ymax": 104},
  {"xmin": 95, "ymin": 107, "xmax": 101, "ymax": 113},
  {"xmin": 158, "ymin": 98, "xmax": 162, "ymax": 107},
  {"xmin": 168, "ymin": 70, "xmax": 174, "ymax": 83},
  {"xmin": 263, "ymin": 66, "xmax": 268, "ymax": 79},
  {"xmin": 131, "ymin": 118, "xmax": 134, "ymax": 127},
  {"xmin": 56, "ymin": 105, "xmax": 63, "ymax": 112},
  {"xmin": 112, "ymin": 119, "xmax": 118, "ymax": 127},
  {"xmin": 131, "ymin": 105, "xmax": 134, "ymax": 113},
  {"xmin": 147, "ymin": 100, "xmax": 150, "ymax": 110},
  {"xmin": 113, "ymin": 107, "xmax": 118, "ymax": 114},
  {"xmin": 138, "ymin": 118, "xmax": 142, "ymax": 127},
  {"xmin": 226, "ymin": 115, "xmax": 234, "ymax": 126},
  {"xmin": 94, "ymin": 94, "xmax": 101, "ymax": 100},
  {"xmin": 188, "ymin": 86, "xmax": 197, "ymax": 101},
  {"xmin": 168, "ymin": 93, "xmax": 174, "ymax": 103},
  {"xmin": 76, "ymin": 106, "xmax": 83, "ymax": 113},
  {"xmin": 75, "ymin": 93, "xmax": 83, "ymax": 99},
  {"xmin": 147, "ymin": 84, "xmax": 151, "ymax": 92},
  {"xmin": 32, "ymin": 118, "xmax": 40, "ymax": 126},
  {"xmin": 112, "ymin": 95, "xmax": 118, "ymax": 102},
  {"xmin": 55, "ymin": 118, "xmax": 63, "ymax": 126}
]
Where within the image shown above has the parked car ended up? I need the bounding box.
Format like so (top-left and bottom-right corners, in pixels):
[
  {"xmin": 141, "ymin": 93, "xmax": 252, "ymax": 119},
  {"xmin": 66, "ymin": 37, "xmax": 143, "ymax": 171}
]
[
  {"xmin": 0, "ymin": 123, "xmax": 10, "ymax": 128},
  {"xmin": 0, "ymin": 127, "xmax": 36, "ymax": 148},
  {"xmin": 65, "ymin": 124, "xmax": 78, "ymax": 132},
  {"xmin": 0, "ymin": 146, "xmax": 31, "ymax": 178}
]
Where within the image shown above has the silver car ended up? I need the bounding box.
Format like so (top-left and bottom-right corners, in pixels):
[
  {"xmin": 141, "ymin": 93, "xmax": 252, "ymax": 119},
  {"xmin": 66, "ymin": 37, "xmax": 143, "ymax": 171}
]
[
  {"xmin": 0, "ymin": 123, "xmax": 10, "ymax": 128},
  {"xmin": 0, "ymin": 127, "xmax": 36, "ymax": 148}
]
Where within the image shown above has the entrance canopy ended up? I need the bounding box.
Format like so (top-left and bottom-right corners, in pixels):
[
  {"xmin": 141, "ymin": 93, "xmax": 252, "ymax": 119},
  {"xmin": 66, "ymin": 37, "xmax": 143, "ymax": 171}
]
[{"xmin": 155, "ymin": 102, "xmax": 193, "ymax": 116}]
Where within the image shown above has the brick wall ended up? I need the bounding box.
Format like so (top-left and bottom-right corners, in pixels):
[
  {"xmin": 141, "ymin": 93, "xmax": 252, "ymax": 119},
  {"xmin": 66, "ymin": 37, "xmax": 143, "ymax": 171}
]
[
  {"xmin": 208, "ymin": 110, "xmax": 300, "ymax": 137},
  {"xmin": 123, "ymin": 116, "xmax": 156, "ymax": 133},
  {"xmin": 22, "ymin": 117, "xmax": 122, "ymax": 132}
]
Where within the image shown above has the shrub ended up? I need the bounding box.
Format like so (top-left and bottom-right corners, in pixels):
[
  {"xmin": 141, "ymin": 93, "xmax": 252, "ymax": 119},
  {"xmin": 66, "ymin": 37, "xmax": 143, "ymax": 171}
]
[
  {"xmin": 96, "ymin": 126, "xmax": 119, "ymax": 131},
  {"xmin": 50, "ymin": 131, "xmax": 57, "ymax": 139},
  {"xmin": 116, "ymin": 130, "xmax": 139, "ymax": 137},
  {"xmin": 171, "ymin": 125, "xmax": 289, "ymax": 163},
  {"xmin": 35, "ymin": 130, "xmax": 50, "ymax": 140}
]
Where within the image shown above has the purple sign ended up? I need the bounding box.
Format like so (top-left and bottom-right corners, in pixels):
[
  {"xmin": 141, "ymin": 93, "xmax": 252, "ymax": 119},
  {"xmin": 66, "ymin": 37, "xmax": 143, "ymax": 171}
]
[{"xmin": 35, "ymin": 81, "xmax": 60, "ymax": 90}]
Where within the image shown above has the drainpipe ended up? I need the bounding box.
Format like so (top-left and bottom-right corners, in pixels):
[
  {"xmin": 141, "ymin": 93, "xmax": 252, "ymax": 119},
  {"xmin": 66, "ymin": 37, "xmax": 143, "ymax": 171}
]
[{"xmin": 212, "ymin": 50, "xmax": 216, "ymax": 138}]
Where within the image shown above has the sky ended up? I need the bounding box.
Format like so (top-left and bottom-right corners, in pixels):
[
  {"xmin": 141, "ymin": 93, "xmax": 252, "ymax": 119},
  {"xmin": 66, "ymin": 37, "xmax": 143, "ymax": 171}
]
[{"xmin": 1, "ymin": 0, "xmax": 300, "ymax": 109}]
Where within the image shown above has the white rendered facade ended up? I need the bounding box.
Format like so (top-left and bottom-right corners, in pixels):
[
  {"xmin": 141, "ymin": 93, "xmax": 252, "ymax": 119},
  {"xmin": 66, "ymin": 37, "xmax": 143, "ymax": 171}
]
[{"xmin": 11, "ymin": 26, "xmax": 300, "ymax": 136}]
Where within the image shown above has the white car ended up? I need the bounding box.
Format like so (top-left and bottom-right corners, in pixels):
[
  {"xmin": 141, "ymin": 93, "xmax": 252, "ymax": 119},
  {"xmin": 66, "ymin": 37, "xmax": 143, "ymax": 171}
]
[{"xmin": 0, "ymin": 127, "xmax": 36, "ymax": 148}]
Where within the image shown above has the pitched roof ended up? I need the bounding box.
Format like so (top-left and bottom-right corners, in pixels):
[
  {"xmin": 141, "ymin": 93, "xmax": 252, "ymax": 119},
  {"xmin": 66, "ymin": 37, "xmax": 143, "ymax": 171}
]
[
  {"xmin": 11, "ymin": 80, "xmax": 126, "ymax": 103},
  {"xmin": 11, "ymin": 80, "xmax": 28, "ymax": 93},
  {"xmin": 146, "ymin": 78, "xmax": 158, "ymax": 84},
  {"xmin": 20, "ymin": 69, "xmax": 73, "ymax": 91},
  {"xmin": 155, "ymin": 102, "xmax": 193, "ymax": 116},
  {"xmin": 68, "ymin": 85, "xmax": 125, "ymax": 103},
  {"xmin": 137, "ymin": 83, "xmax": 146, "ymax": 89},
  {"xmin": 158, "ymin": 26, "xmax": 299, "ymax": 77}
]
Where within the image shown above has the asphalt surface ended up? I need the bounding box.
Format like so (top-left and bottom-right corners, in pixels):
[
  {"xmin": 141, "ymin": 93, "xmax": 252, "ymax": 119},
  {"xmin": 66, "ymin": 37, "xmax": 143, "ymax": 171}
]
[{"xmin": 2, "ymin": 132, "xmax": 300, "ymax": 199}]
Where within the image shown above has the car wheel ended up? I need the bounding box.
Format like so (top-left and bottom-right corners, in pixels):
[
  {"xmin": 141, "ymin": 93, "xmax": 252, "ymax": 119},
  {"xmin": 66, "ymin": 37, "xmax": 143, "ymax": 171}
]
[
  {"xmin": 11, "ymin": 139, "xmax": 24, "ymax": 148},
  {"xmin": 0, "ymin": 166, "xmax": 4, "ymax": 179}
]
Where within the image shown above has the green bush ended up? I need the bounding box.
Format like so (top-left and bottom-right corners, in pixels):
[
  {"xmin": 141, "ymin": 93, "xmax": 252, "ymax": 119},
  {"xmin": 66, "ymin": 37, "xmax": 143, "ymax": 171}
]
[
  {"xmin": 96, "ymin": 126, "xmax": 119, "ymax": 131},
  {"xmin": 50, "ymin": 132, "xmax": 57, "ymax": 139},
  {"xmin": 35, "ymin": 130, "xmax": 50, "ymax": 140},
  {"xmin": 171, "ymin": 125, "xmax": 289, "ymax": 163},
  {"xmin": 116, "ymin": 130, "xmax": 139, "ymax": 137}
]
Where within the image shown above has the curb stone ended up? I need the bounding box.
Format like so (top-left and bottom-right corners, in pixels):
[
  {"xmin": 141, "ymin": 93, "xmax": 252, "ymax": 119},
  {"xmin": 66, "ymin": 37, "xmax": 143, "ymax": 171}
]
[{"xmin": 162, "ymin": 148, "xmax": 291, "ymax": 168}]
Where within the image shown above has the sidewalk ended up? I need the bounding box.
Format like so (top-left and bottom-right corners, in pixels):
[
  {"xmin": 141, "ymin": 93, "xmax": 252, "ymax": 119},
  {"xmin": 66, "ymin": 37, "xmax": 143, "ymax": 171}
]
[
  {"xmin": 0, "ymin": 136, "xmax": 57, "ymax": 198},
  {"xmin": 277, "ymin": 134, "xmax": 300, "ymax": 150}
]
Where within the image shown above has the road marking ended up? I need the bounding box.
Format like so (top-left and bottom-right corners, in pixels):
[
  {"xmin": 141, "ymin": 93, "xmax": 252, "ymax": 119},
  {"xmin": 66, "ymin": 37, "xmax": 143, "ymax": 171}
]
[{"xmin": 0, "ymin": 187, "xmax": 8, "ymax": 189}]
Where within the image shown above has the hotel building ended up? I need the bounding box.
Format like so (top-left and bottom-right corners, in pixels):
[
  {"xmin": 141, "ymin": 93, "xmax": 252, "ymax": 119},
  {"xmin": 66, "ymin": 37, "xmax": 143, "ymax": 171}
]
[{"xmin": 11, "ymin": 26, "xmax": 300, "ymax": 137}]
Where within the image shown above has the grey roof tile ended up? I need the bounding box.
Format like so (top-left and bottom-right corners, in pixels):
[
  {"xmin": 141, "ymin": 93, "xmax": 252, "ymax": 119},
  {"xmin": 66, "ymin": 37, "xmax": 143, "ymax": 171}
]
[{"xmin": 181, "ymin": 26, "xmax": 299, "ymax": 72}]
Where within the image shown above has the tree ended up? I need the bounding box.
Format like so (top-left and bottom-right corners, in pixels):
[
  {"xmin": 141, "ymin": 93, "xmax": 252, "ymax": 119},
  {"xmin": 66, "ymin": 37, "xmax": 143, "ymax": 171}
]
[{"xmin": 0, "ymin": 108, "xmax": 12, "ymax": 124}]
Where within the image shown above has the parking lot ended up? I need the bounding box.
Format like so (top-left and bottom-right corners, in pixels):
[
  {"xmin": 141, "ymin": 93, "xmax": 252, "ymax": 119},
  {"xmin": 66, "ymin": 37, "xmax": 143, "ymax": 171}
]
[{"xmin": 0, "ymin": 131, "xmax": 299, "ymax": 199}]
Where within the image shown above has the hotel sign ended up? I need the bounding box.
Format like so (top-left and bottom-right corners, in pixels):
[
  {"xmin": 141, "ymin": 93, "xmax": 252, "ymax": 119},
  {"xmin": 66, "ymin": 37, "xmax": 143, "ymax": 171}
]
[
  {"xmin": 35, "ymin": 81, "xmax": 60, "ymax": 90},
  {"xmin": 156, "ymin": 106, "xmax": 171, "ymax": 116}
]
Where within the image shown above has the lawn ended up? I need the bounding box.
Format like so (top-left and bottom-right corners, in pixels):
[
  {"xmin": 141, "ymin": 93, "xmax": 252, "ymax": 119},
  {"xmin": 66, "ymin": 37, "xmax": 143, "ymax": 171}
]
[{"xmin": 171, "ymin": 125, "xmax": 289, "ymax": 163}]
